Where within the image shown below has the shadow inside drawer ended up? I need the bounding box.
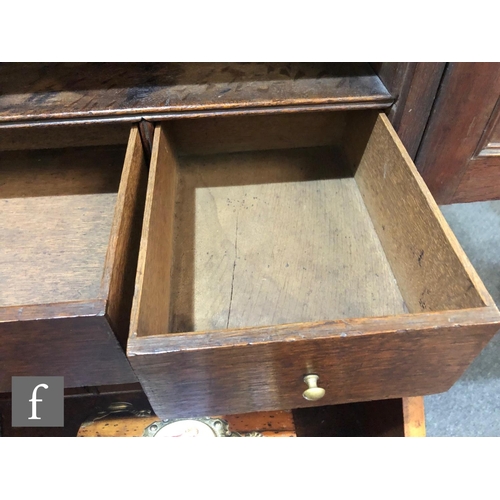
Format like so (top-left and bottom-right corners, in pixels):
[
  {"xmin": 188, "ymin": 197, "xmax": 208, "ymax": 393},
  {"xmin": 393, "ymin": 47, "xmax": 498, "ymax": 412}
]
[
  {"xmin": 170, "ymin": 145, "xmax": 407, "ymax": 333},
  {"xmin": 0, "ymin": 146, "xmax": 125, "ymax": 307}
]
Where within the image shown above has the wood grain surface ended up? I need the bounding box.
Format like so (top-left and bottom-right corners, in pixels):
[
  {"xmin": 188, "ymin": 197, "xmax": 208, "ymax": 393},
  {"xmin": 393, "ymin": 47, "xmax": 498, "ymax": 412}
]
[
  {"xmin": 402, "ymin": 396, "xmax": 426, "ymax": 437},
  {"xmin": 0, "ymin": 122, "xmax": 131, "ymax": 151},
  {"xmin": 476, "ymin": 98, "xmax": 500, "ymax": 157},
  {"xmin": 416, "ymin": 63, "xmax": 500, "ymax": 203},
  {"xmin": 0, "ymin": 63, "xmax": 392, "ymax": 127},
  {"xmin": 351, "ymin": 113, "xmax": 489, "ymax": 312},
  {"xmin": 0, "ymin": 146, "xmax": 125, "ymax": 308},
  {"xmin": 0, "ymin": 146, "xmax": 124, "ymax": 198},
  {"xmin": 389, "ymin": 63, "xmax": 446, "ymax": 159},
  {"xmin": 103, "ymin": 127, "xmax": 148, "ymax": 350},
  {"xmin": 131, "ymin": 125, "xmax": 179, "ymax": 339},
  {"xmin": 0, "ymin": 316, "xmax": 137, "ymax": 392},
  {"xmin": 0, "ymin": 194, "xmax": 116, "ymax": 307},
  {"xmin": 371, "ymin": 63, "xmax": 446, "ymax": 158},
  {"xmin": 169, "ymin": 147, "xmax": 406, "ymax": 333},
  {"xmin": 129, "ymin": 308, "xmax": 500, "ymax": 418},
  {"xmin": 0, "ymin": 130, "xmax": 145, "ymax": 390},
  {"xmin": 451, "ymin": 96, "xmax": 500, "ymax": 202},
  {"xmin": 371, "ymin": 63, "xmax": 416, "ymax": 125},
  {"xmin": 452, "ymin": 157, "xmax": 500, "ymax": 203},
  {"xmin": 128, "ymin": 111, "xmax": 500, "ymax": 418},
  {"xmin": 0, "ymin": 299, "xmax": 105, "ymax": 324},
  {"xmin": 168, "ymin": 111, "xmax": 347, "ymax": 156}
]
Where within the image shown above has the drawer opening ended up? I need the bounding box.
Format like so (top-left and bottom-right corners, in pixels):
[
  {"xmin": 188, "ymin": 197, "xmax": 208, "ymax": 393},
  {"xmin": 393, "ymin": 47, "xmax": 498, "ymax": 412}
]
[
  {"xmin": 132, "ymin": 111, "xmax": 487, "ymax": 339},
  {"xmin": 0, "ymin": 123, "xmax": 145, "ymax": 319}
]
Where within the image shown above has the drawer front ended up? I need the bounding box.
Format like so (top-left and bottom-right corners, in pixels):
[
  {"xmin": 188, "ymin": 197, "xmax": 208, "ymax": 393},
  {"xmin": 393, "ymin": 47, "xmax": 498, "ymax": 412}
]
[
  {"xmin": 127, "ymin": 111, "xmax": 500, "ymax": 419},
  {"xmin": 129, "ymin": 313, "xmax": 498, "ymax": 418},
  {"xmin": 0, "ymin": 316, "xmax": 137, "ymax": 392}
]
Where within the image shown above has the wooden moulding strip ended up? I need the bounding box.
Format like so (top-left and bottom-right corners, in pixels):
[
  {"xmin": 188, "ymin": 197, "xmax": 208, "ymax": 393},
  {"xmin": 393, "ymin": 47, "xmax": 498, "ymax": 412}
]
[{"xmin": 0, "ymin": 102, "xmax": 394, "ymax": 130}]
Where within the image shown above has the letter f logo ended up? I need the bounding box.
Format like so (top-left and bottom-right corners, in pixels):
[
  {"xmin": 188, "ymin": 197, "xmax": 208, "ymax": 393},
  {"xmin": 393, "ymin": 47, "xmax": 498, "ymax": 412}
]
[{"xmin": 28, "ymin": 383, "xmax": 49, "ymax": 420}]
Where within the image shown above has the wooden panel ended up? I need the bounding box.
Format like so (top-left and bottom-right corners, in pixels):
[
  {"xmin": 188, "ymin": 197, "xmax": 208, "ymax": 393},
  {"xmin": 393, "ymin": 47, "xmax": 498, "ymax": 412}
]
[
  {"xmin": 452, "ymin": 157, "xmax": 500, "ymax": 203},
  {"xmin": 0, "ymin": 300, "xmax": 105, "ymax": 323},
  {"xmin": 128, "ymin": 309, "xmax": 500, "ymax": 418},
  {"xmin": 392, "ymin": 63, "xmax": 446, "ymax": 159},
  {"xmin": 371, "ymin": 63, "xmax": 416, "ymax": 126},
  {"xmin": 0, "ymin": 146, "xmax": 125, "ymax": 308},
  {"xmin": 0, "ymin": 316, "xmax": 137, "ymax": 393},
  {"xmin": 0, "ymin": 146, "xmax": 124, "ymax": 198},
  {"xmin": 351, "ymin": 113, "xmax": 489, "ymax": 312},
  {"xmin": 372, "ymin": 63, "xmax": 445, "ymax": 158},
  {"xmin": 403, "ymin": 396, "xmax": 426, "ymax": 437},
  {"xmin": 475, "ymin": 98, "xmax": 500, "ymax": 157},
  {"xmin": 416, "ymin": 63, "xmax": 500, "ymax": 203},
  {"xmin": 169, "ymin": 147, "xmax": 406, "ymax": 333},
  {"xmin": 223, "ymin": 411, "xmax": 295, "ymax": 433},
  {"xmin": 169, "ymin": 111, "xmax": 347, "ymax": 156},
  {"xmin": 0, "ymin": 122, "xmax": 131, "ymax": 151},
  {"xmin": 131, "ymin": 125, "xmax": 178, "ymax": 338},
  {"xmin": 451, "ymin": 98, "xmax": 500, "ymax": 203},
  {"xmin": 0, "ymin": 193, "xmax": 116, "ymax": 307},
  {"xmin": 0, "ymin": 63, "xmax": 392, "ymax": 127},
  {"xmin": 103, "ymin": 127, "xmax": 148, "ymax": 350}
]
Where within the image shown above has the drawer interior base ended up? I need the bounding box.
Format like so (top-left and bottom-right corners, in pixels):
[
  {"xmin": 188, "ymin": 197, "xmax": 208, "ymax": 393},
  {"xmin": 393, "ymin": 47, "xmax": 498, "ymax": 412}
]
[
  {"xmin": 170, "ymin": 146, "xmax": 407, "ymax": 333},
  {"xmin": 0, "ymin": 146, "xmax": 124, "ymax": 307}
]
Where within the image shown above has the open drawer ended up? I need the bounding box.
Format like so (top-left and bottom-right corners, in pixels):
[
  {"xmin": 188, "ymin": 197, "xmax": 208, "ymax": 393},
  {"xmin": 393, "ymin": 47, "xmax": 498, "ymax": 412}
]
[
  {"xmin": 0, "ymin": 124, "xmax": 148, "ymax": 391},
  {"xmin": 127, "ymin": 111, "xmax": 500, "ymax": 418}
]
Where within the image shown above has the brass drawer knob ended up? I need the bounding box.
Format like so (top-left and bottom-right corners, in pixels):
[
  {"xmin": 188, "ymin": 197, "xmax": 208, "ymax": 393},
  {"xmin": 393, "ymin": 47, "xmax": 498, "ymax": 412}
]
[{"xmin": 302, "ymin": 374, "xmax": 325, "ymax": 401}]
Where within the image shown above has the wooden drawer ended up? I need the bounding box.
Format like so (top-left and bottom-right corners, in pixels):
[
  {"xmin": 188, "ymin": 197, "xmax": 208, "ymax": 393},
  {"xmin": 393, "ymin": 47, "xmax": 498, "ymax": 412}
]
[
  {"xmin": 0, "ymin": 124, "xmax": 148, "ymax": 391},
  {"xmin": 126, "ymin": 110, "xmax": 500, "ymax": 419}
]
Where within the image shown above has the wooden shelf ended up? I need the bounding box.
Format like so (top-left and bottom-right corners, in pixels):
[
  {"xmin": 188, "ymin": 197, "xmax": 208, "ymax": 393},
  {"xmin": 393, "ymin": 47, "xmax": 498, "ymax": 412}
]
[{"xmin": 0, "ymin": 63, "xmax": 392, "ymax": 127}]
